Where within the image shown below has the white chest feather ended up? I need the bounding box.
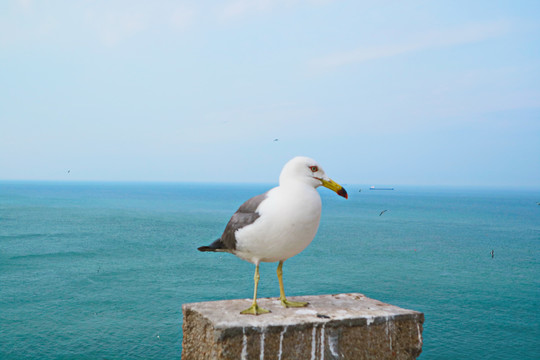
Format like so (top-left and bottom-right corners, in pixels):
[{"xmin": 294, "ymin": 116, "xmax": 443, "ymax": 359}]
[{"xmin": 235, "ymin": 184, "xmax": 322, "ymax": 263}]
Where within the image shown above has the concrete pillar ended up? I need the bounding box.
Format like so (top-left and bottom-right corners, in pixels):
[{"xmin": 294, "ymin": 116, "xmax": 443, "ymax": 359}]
[{"xmin": 182, "ymin": 293, "xmax": 423, "ymax": 360}]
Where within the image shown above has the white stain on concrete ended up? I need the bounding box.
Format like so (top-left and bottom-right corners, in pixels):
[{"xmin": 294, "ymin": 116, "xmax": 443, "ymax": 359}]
[
  {"xmin": 320, "ymin": 323, "xmax": 326, "ymax": 360},
  {"xmin": 296, "ymin": 309, "xmax": 318, "ymax": 315},
  {"xmin": 241, "ymin": 327, "xmax": 248, "ymax": 360},
  {"xmin": 259, "ymin": 328, "xmax": 265, "ymax": 360},
  {"xmin": 329, "ymin": 333, "xmax": 339, "ymax": 358},
  {"xmin": 277, "ymin": 326, "xmax": 288, "ymax": 360},
  {"xmin": 385, "ymin": 315, "xmax": 394, "ymax": 352},
  {"xmin": 311, "ymin": 324, "xmax": 318, "ymax": 360}
]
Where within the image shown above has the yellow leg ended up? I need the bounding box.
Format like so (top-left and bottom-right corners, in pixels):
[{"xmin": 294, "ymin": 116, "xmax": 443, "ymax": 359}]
[
  {"xmin": 277, "ymin": 261, "xmax": 308, "ymax": 308},
  {"xmin": 240, "ymin": 264, "xmax": 270, "ymax": 315}
]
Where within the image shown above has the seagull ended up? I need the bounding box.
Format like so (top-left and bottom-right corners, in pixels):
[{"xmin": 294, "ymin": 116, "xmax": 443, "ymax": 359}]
[
  {"xmin": 379, "ymin": 209, "xmax": 388, "ymax": 216},
  {"xmin": 198, "ymin": 156, "xmax": 348, "ymax": 315}
]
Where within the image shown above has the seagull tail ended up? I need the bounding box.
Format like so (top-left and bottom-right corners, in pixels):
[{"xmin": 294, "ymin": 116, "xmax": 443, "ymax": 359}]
[{"xmin": 197, "ymin": 238, "xmax": 228, "ymax": 252}]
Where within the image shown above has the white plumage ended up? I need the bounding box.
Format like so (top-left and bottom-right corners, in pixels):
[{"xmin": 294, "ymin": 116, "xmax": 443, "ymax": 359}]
[{"xmin": 198, "ymin": 156, "xmax": 348, "ymax": 315}]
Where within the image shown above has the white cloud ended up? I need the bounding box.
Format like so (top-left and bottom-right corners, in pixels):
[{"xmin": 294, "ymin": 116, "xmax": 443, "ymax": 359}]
[
  {"xmin": 310, "ymin": 21, "xmax": 511, "ymax": 71},
  {"xmin": 86, "ymin": 10, "xmax": 147, "ymax": 47},
  {"xmin": 170, "ymin": 5, "xmax": 196, "ymax": 30},
  {"xmin": 84, "ymin": 3, "xmax": 197, "ymax": 46},
  {"xmin": 16, "ymin": 0, "xmax": 32, "ymax": 11},
  {"xmin": 218, "ymin": 0, "xmax": 334, "ymax": 20},
  {"xmin": 0, "ymin": 1, "xmax": 197, "ymax": 48},
  {"xmin": 220, "ymin": 0, "xmax": 274, "ymax": 19}
]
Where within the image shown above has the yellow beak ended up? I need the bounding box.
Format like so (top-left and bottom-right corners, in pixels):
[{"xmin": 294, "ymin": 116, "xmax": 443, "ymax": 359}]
[{"xmin": 319, "ymin": 178, "xmax": 348, "ymax": 199}]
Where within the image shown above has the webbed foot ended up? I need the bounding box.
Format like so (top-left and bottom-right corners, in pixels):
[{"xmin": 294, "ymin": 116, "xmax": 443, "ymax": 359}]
[
  {"xmin": 240, "ymin": 303, "xmax": 271, "ymax": 315},
  {"xmin": 280, "ymin": 298, "xmax": 309, "ymax": 308}
]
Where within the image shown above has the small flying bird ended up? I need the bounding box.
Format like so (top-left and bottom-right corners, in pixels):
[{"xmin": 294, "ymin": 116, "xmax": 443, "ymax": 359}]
[
  {"xmin": 273, "ymin": 138, "xmax": 279, "ymax": 142},
  {"xmin": 198, "ymin": 156, "xmax": 348, "ymax": 315},
  {"xmin": 379, "ymin": 210, "xmax": 388, "ymax": 216},
  {"xmin": 491, "ymin": 249, "xmax": 494, "ymax": 258},
  {"xmin": 67, "ymin": 170, "xmax": 71, "ymax": 174}
]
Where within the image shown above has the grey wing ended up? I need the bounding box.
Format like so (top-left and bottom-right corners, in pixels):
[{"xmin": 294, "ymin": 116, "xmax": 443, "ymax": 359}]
[{"xmin": 220, "ymin": 192, "xmax": 268, "ymax": 250}]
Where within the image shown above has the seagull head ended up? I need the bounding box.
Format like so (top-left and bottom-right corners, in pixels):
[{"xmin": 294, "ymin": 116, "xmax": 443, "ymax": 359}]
[{"xmin": 279, "ymin": 156, "xmax": 348, "ymax": 199}]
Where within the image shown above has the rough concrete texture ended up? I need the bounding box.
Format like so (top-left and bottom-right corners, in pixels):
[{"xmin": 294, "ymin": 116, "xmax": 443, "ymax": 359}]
[{"xmin": 182, "ymin": 293, "xmax": 423, "ymax": 360}]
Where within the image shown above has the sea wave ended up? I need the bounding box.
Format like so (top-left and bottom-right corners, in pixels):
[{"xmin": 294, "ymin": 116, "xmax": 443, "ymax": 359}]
[
  {"xmin": 0, "ymin": 233, "xmax": 48, "ymax": 240},
  {"xmin": 9, "ymin": 250, "xmax": 96, "ymax": 261}
]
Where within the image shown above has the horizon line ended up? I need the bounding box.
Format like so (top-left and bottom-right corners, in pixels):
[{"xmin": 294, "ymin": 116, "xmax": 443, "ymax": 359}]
[{"xmin": 1, "ymin": 179, "xmax": 539, "ymax": 190}]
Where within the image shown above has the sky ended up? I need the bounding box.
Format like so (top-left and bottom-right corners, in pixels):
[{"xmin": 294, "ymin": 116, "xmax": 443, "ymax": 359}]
[{"xmin": 1, "ymin": 0, "xmax": 539, "ymax": 187}]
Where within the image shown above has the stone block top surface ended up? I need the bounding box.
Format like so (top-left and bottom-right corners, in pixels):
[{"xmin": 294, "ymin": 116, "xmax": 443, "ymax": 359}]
[{"xmin": 182, "ymin": 293, "xmax": 422, "ymax": 329}]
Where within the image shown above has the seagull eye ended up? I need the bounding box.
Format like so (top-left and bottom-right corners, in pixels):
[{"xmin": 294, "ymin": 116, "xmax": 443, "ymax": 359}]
[{"xmin": 309, "ymin": 166, "xmax": 318, "ymax": 172}]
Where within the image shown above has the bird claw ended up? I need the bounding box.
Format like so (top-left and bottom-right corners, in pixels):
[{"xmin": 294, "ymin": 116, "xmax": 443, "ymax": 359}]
[
  {"xmin": 240, "ymin": 303, "xmax": 271, "ymax": 315},
  {"xmin": 280, "ymin": 299, "xmax": 309, "ymax": 308}
]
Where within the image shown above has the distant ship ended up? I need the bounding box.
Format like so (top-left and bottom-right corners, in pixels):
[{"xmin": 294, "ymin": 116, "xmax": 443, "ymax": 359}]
[{"xmin": 370, "ymin": 186, "xmax": 394, "ymax": 190}]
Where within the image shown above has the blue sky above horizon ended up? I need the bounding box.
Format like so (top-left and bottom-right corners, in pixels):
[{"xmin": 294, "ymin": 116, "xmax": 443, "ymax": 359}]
[{"xmin": 1, "ymin": 0, "xmax": 539, "ymax": 187}]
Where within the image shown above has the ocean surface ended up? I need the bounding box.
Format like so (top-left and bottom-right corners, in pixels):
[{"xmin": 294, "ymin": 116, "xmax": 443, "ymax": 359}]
[{"xmin": 1, "ymin": 181, "xmax": 539, "ymax": 359}]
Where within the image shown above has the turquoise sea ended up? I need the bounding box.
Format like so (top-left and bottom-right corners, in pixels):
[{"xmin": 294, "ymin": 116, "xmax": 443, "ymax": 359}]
[{"xmin": 1, "ymin": 181, "xmax": 539, "ymax": 359}]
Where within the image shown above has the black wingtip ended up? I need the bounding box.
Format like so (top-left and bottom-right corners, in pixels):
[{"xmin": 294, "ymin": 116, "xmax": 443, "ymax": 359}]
[{"xmin": 198, "ymin": 238, "xmax": 227, "ymax": 252}]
